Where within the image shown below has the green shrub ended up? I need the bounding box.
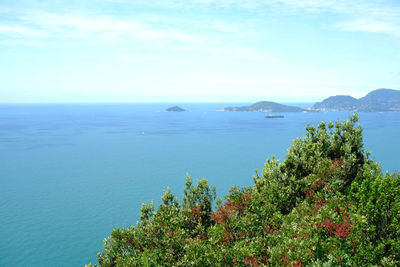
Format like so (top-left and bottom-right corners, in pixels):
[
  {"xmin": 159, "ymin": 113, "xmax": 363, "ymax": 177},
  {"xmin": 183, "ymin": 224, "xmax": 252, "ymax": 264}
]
[{"xmin": 88, "ymin": 113, "xmax": 400, "ymax": 266}]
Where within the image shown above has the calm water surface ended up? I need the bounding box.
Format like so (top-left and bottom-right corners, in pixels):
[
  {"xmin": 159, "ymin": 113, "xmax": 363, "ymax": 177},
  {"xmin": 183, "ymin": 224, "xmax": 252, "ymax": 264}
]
[{"xmin": 1, "ymin": 103, "xmax": 399, "ymax": 266}]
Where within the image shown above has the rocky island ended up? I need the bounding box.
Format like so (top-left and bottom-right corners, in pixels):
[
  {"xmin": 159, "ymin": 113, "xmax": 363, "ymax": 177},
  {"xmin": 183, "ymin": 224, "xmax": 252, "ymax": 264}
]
[
  {"xmin": 165, "ymin": 106, "xmax": 187, "ymax": 112},
  {"xmin": 311, "ymin": 88, "xmax": 400, "ymax": 112},
  {"xmin": 220, "ymin": 101, "xmax": 305, "ymax": 112}
]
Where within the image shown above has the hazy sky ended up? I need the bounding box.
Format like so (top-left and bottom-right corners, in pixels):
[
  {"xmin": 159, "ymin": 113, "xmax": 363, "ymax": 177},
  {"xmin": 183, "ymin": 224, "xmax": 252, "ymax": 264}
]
[{"xmin": 1, "ymin": 0, "xmax": 399, "ymax": 103}]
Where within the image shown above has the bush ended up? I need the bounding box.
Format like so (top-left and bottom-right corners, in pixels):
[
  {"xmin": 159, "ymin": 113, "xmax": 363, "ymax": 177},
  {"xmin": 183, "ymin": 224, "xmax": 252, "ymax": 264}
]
[{"xmin": 88, "ymin": 113, "xmax": 400, "ymax": 266}]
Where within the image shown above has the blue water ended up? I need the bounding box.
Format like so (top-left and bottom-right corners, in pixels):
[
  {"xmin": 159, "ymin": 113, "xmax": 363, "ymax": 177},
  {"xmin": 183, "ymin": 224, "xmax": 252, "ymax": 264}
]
[{"xmin": 1, "ymin": 103, "xmax": 399, "ymax": 266}]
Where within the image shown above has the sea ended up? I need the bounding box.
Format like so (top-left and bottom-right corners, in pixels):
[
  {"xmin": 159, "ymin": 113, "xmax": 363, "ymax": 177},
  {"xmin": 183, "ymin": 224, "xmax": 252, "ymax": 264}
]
[{"xmin": 1, "ymin": 103, "xmax": 399, "ymax": 266}]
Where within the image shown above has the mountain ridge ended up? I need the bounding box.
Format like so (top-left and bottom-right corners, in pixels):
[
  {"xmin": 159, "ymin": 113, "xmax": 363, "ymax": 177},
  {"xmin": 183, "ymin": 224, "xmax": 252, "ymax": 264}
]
[{"xmin": 311, "ymin": 88, "xmax": 400, "ymax": 112}]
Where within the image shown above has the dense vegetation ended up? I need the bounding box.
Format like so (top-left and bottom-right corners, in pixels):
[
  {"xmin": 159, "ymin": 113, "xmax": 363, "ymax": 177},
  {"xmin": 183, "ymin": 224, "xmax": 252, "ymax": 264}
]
[{"xmin": 87, "ymin": 114, "xmax": 400, "ymax": 266}]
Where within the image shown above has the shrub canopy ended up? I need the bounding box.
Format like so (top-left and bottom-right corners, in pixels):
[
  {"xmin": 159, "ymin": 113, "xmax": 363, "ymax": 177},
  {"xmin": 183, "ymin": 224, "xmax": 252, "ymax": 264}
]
[{"xmin": 87, "ymin": 113, "xmax": 400, "ymax": 266}]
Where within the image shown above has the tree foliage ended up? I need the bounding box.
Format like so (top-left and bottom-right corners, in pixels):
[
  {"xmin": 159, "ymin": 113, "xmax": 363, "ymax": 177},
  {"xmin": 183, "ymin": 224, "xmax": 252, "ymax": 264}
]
[{"xmin": 87, "ymin": 113, "xmax": 400, "ymax": 266}]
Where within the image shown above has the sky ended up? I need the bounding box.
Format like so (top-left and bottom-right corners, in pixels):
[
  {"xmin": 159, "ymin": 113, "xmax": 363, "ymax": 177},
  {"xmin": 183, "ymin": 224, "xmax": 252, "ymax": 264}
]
[{"xmin": 0, "ymin": 0, "xmax": 399, "ymax": 103}]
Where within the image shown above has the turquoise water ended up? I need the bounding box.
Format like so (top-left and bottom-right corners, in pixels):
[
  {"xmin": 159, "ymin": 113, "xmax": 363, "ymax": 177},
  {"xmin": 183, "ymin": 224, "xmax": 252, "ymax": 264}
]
[{"xmin": 1, "ymin": 103, "xmax": 399, "ymax": 266}]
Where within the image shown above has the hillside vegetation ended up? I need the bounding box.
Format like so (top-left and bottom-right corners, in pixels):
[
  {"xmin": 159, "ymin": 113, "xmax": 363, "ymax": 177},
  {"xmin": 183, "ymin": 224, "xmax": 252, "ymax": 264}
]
[{"xmin": 88, "ymin": 114, "xmax": 400, "ymax": 266}]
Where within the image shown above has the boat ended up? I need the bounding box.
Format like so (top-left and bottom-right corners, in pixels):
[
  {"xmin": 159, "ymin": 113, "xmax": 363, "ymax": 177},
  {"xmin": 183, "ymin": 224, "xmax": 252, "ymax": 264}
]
[{"xmin": 265, "ymin": 114, "xmax": 284, "ymax": 118}]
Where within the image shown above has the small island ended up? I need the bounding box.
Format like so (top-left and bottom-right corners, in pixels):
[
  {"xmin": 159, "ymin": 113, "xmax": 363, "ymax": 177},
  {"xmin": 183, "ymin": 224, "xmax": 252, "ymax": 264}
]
[{"xmin": 165, "ymin": 106, "xmax": 187, "ymax": 112}]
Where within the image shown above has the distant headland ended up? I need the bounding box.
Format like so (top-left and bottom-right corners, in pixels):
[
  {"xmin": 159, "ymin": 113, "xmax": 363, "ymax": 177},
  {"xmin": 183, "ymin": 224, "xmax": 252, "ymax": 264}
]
[
  {"xmin": 219, "ymin": 101, "xmax": 305, "ymax": 113},
  {"xmin": 310, "ymin": 88, "xmax": 400, "ymax": 112},
  {"xmin": 219, "ymin": 88, "xmax": 400, "ymax": 113},
  {"xmin": 165, "ymin": 106, "xmax": 187, "ymax": 112}
]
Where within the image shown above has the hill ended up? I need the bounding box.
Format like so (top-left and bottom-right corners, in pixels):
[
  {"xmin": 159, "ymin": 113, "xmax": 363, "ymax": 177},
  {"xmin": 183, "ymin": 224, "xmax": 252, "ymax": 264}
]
[
  {"xmin": 312, "ymin": 88, "xmax": 400, "ymax": 112},
  {"xmin": 312, "ymin": 95, "xmax": 358, "ymax": 111},
  {"xmin": 87, "ymin": 114, "xmax": 400, "ymax": 266},
  {"xmin": 358, "ymin": 89, "xmax": 400, "ymax": 111},
  {"xmin": 221, "ymin": 101, "xmax": 305, "ymax": 112}
]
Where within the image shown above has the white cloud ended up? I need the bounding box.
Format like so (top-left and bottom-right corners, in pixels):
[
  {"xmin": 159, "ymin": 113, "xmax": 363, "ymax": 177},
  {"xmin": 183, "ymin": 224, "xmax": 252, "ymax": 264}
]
[
  {"xmin": 0, "ymin": 9, "xmax": 264, "ymax": 61},
  {"xmin": 189, "ymin": 0, "xmax": 400, "ymax": 37},
  {"xmin": 0, "ymin": 10, "xmax": 272, "ymax": 65},
  {"xmin": 336, "ymin": 20, "xmax": 396, "ymax": 34},
  {"xmin": 0, "ymin": 25, "xmax": 46, "ymax": 36},
  {"xmin": 0, "ymin": 39, "xmax": 41, "ymax": 46},
  {"xmin": 19, "ymin": 13, "xmax": 202, "ymax": 42},
  {"xmin": 5, "ymin": 0, "xmax": 398, "ymax": 43}
]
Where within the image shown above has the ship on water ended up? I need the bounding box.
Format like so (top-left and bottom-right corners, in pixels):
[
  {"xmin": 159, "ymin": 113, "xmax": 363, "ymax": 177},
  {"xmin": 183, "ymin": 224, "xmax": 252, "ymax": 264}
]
[{"xmin": 265, "ymin": 114, "xmax": 284, "ymax": 118}]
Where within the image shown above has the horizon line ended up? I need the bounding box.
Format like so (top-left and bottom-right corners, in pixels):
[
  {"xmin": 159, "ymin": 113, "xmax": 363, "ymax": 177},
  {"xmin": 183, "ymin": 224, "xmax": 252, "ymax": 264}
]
[{"xmin": 0, "ymin": 101, "xmax": 317, "ymax": 105}]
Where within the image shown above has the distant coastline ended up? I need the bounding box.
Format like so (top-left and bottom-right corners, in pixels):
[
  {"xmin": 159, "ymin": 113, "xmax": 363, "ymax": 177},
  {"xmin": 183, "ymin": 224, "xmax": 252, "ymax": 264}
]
[
  {"xmin": 219, "ymin": 101, "xmax": 306, "ymax": 113},
  {"xmin": 310, "ymin": 88, "xmax": 400, "ymax": 112},
  {"xmin": 218, "ymin": 88, "xmax": 400, "ymax": 113}
]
